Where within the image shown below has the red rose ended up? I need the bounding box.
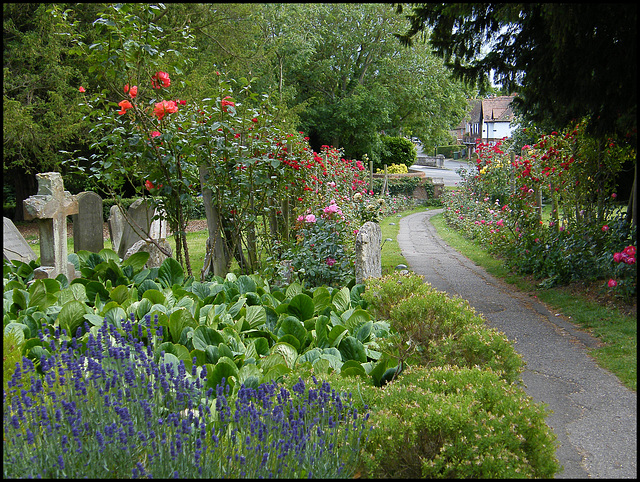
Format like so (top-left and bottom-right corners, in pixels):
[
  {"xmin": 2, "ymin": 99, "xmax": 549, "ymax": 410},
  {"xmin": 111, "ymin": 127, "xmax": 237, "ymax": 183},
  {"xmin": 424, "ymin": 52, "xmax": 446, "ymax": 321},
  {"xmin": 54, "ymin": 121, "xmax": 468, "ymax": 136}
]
[
  {"xmin": 153, "ymin": 100, "xmax": 178, "ymax": 121},
  {"xmin": 221, "ymin": 96, "xmax": 235, "ymax": 112},
  {"xmin": 117, "ymin": 100, "xmax": 133, "ymax": 115},
  {"xmin": 151, "ymin": 71, "xmax": 171, "ymax": 89}
]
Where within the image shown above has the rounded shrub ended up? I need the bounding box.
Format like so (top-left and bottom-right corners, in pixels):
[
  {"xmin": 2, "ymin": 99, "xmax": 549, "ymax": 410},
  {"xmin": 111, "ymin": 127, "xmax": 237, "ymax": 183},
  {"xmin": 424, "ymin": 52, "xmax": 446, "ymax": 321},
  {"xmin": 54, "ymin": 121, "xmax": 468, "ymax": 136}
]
[
  {"xmin": 352, "ymin": 365, "xmax": 560, "ymax": 479},
  {"xmin": 378, "ymin": 136, "xmax": 417, "ymax": 171}
]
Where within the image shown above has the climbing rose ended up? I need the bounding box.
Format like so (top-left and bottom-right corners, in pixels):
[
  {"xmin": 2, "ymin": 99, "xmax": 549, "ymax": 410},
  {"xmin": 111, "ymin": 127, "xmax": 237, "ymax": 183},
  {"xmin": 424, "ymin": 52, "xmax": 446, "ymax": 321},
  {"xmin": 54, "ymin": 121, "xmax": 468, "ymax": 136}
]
[
  {"xmin": 608, "ymin": 279, "xmax": 617, "ymax": 288},
  {"xmin": 221, "ymin": 96, "xmax": 235, "ymax": 112},
  {"xmin": 117, "ymin": 100, "xmax": 133, "ymax": 115},
  {"xmin": 150, "ymin": 131, "xmax": 161, "ymax": 138},
  {"xmin": 78, "ymin": 86, "xmax": 85, "ymax": 93},
  {"xmin": 304, "ymin": 214, "xmax": 316, "ymax": 223},
  {"xmin": 151, "ymin": 71, "xmax": 171, "ymax": 89},
  {"xmin": 153, "ymin": 100, "xmax": 178, "ymax": 121}
]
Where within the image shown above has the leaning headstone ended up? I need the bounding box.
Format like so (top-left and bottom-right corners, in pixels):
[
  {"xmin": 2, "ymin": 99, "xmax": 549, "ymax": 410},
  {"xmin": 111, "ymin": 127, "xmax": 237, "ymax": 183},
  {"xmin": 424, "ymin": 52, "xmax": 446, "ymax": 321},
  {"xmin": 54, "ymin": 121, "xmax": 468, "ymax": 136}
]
[
  {"xmin": 124, "ymin": 239, "xmax": 172, "ymax": 269},
  {"xmin": 3, "ymin": 217, "xmax": 38, "ymax": 264},
  {"xmin": 355, "ymin": 221, "xmax": 382, "ymax": 284},
  {"xmin": 73, "ymin": 191, "xmax": 104, "ymax": 253},
  {"xmin": 117, "ymin": 199, "xmax": 167, "ymax": 259},
  {"xmin": 23, "ymin": 172, "xmax": 78, "ymax": 280},
  {"xmin": 148, "ymin": 207, "xmax": 167, "ymax": 240}
]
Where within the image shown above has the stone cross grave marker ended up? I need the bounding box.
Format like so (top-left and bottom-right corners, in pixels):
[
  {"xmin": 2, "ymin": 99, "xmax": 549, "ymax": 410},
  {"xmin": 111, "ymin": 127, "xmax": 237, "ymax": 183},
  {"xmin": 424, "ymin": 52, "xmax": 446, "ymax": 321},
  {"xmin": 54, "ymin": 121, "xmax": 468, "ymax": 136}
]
[
  {"xmin": 23, "ymin": 172, "xmax": 78, "ymax": 279},
  {"xmin": 355, "ymin": 221, "xmax": 382, "ymax": 284},
  {"xmin": 72, "ymin": 191, "xmax": 104, "ymax": 253},
  {"xmin": 3, "ymin": 216, "xmax": 38, "ymax": 264}
]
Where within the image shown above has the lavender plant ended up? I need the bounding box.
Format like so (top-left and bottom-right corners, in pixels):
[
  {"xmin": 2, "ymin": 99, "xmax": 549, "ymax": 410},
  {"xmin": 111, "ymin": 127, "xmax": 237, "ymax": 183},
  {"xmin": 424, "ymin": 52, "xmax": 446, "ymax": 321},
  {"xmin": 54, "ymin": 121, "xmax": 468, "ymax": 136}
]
[{"xmin": 3, "ymin": 317, "xmax": 369, "ymax": 479}]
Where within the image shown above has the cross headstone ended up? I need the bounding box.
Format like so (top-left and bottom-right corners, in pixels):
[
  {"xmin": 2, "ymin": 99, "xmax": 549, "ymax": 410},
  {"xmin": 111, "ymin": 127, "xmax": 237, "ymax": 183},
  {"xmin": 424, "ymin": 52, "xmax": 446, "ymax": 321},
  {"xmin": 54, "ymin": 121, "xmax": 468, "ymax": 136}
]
[
  {"xmin": 3, "ymin": 217, "xmax": 38, "ymax": 264},
  {"xmin": 23, "ymin": 172, "xmax": 78, "ymax": 280},
  {"xmin": 355, "ymin": 221, "xmax": 382, "ymax": 284},
  {"xmin": 72, "ymin": 191, "xmax": 104, "ymax": 253}
]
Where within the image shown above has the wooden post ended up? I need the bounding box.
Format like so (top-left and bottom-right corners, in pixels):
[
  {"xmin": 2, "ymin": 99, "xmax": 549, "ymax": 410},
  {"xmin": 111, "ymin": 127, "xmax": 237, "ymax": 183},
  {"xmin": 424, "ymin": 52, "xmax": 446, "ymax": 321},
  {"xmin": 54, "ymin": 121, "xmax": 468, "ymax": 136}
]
[{"xmin": 369, "ymin": 160, "xmax": 374, "ymax": 193}]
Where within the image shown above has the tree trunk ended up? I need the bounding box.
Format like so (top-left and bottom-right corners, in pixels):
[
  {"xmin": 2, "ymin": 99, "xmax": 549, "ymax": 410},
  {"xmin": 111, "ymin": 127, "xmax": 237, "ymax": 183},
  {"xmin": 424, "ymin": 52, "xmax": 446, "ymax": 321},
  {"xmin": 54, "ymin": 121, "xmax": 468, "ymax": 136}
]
[{"xmin": 199, "ymin": 165, "xmax": 231, "ymax": 280}]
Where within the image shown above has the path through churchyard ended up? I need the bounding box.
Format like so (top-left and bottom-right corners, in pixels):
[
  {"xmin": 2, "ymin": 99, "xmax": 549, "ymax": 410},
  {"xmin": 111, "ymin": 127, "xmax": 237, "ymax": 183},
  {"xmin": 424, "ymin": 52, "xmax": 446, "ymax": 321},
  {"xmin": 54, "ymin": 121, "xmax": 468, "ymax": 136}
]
[{"xmin": 397, "ymin": 209, "xmax": 636, "ymax": 479}]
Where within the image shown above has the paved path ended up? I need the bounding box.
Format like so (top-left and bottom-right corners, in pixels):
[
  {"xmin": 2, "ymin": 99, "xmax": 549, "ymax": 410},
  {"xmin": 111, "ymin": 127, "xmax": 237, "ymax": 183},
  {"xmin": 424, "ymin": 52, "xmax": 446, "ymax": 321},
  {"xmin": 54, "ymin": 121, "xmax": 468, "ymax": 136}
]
[{"xmin": 396, "ymin": 209, "xmax": 637, "ymax": 479}]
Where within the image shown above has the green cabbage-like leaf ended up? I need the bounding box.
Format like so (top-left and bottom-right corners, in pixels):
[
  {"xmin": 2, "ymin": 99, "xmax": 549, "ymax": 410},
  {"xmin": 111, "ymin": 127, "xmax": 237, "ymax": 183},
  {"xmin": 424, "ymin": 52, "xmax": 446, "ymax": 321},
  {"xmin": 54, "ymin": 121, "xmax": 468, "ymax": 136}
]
[
  {"xmin": 192, "ymin": 325, "xmax": 225, "ymax": 351},
  {"xmin": 158, "ymin": 257, "xmax": 184, "ymax": 288},
  {"xmin": 338, "ymin": 335, "xmax": 367, "ymax": 363},
  {"xmin": 288, "ymin": 293, "xmax": 315, "ymax": 321},
  {"xmin": 59, "ymin": 300, "xmax": 90, "ymax": 336},
  {"xmin": 122, "ymin": 251, "xmax": 150, "ymax": 271}
]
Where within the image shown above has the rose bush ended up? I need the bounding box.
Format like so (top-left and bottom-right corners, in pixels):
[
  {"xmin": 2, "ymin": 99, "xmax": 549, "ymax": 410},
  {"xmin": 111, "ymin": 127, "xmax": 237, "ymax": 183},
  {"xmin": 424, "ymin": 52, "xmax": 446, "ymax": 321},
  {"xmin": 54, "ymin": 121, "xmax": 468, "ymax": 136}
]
[{"xmin": 442, "ymin": 120, "xmax": 636, "ymax": 295}]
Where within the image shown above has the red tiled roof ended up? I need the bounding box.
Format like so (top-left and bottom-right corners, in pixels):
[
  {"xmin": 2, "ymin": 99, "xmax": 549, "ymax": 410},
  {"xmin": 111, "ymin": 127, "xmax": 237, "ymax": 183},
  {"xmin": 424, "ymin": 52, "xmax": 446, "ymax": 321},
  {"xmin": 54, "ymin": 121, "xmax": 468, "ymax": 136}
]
[{"xmin": 482, "ymin": 95, "xmax": 516, "ymax": 122}]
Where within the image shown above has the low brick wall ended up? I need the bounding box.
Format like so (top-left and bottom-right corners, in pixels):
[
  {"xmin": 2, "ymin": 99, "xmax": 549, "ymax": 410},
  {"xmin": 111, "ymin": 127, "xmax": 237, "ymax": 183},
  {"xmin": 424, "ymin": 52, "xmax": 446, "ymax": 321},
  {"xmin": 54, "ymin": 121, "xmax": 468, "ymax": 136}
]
[{"xmin": 372, "ymin": 169, "xmax": 444, "ymax": 199}]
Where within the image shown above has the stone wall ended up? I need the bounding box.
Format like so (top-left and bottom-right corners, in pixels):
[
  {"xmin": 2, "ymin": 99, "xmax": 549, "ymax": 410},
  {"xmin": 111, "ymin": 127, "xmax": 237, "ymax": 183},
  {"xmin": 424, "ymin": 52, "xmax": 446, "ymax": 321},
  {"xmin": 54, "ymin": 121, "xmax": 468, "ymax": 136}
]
[{"xmin": 371, "ymin": 170, "xmax": 444, "ymax": 199}]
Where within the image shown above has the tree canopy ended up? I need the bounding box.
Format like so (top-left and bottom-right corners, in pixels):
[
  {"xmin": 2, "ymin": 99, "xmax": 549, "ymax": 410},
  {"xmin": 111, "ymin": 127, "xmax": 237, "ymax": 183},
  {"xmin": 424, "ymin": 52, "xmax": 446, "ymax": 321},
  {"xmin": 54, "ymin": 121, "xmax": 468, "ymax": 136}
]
[{"xmin": 394, "ymin": 3, "xmax": 637, "ymax": 141}]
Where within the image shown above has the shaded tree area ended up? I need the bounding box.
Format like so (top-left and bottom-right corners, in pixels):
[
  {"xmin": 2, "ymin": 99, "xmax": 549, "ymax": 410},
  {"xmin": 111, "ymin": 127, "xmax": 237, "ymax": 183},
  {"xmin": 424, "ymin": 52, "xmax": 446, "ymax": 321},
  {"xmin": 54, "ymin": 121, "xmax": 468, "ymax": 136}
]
[
  {"xmin": 395, "ymin": 3, "xmax": 637, "ymax": 224},
  {"xmin": 3, "ymin": 3, "xmax": 102, "ymax": 219}
]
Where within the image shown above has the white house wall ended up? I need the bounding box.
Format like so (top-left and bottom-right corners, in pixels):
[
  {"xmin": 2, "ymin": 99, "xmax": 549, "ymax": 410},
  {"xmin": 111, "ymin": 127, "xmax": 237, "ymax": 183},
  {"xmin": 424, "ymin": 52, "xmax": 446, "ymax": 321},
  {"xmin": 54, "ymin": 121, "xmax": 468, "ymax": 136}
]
[{"xmin": 481, "ymin": 121, "xmax": 517, "ymax": 141}]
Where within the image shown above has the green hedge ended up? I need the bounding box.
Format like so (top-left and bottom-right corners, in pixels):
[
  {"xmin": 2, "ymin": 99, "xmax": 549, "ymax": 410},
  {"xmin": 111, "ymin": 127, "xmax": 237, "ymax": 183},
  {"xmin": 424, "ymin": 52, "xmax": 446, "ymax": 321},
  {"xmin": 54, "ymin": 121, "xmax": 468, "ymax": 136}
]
[{"xmin": 436, "ymin": 144, "xmax": 467, "ymax": 158}]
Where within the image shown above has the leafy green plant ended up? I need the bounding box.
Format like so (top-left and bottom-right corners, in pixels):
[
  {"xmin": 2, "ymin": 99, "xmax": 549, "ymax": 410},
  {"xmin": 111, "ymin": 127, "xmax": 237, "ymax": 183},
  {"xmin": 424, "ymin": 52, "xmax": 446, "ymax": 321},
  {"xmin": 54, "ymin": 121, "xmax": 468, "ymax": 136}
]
[
  {"xmin": 3, "ymin": 255, "xmax": 396, "ymax": 392},
  {"xmin": 363, "ymin": 271, "xmax": 524, "ymax": 383},
  {"xmin": 279, "ymin": 205, "xmax": 355, "ymax": 289}
]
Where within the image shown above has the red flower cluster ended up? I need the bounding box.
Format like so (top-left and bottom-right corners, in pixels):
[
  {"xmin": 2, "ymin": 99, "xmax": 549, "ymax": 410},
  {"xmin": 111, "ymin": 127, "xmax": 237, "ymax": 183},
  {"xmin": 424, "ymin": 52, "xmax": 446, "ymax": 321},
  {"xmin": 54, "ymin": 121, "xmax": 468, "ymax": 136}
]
[
  {"xmin": 221, "ymin": 96, "xmax": 235, "ymax": 112},
  {"xmin": 153, "ymin": 100, "xmax": 179, "ymax": 121},
  {"xmin": 613, "ymin": 245, "xmax": 636, "ymax": 265},
  {"xmin": 124, "ymin": 84, "xmax": 138, "ymax": 98}
]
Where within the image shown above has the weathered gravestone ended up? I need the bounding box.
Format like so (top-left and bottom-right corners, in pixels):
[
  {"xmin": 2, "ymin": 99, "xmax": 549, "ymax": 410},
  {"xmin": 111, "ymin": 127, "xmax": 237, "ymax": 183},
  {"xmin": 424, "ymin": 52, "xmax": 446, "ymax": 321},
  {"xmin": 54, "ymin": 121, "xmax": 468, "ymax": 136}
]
[
  {"xmin": 3, "ymin": 217, "xmax": 38, "ymax": 264},
  {"xmin": 124, "ymin": 239, "xmax": 173, "ymax": 269},
  {"xmin": 355, "ymin": 221, "xmax": 382, "ymax": 284},
  {"xmin": 72, "ymin": 191, "xmax": 104, "ymax": 253},
  {"xmin": 108, "ymin": 205, "xmax": 125, "ymax": 254},
  {"xmin": 110, "ymin": 199, "xmax": 167, "ymax": 259},
  {"xmin": 23, "ymin": 172, "xmax": 78, "ymax": 280}
]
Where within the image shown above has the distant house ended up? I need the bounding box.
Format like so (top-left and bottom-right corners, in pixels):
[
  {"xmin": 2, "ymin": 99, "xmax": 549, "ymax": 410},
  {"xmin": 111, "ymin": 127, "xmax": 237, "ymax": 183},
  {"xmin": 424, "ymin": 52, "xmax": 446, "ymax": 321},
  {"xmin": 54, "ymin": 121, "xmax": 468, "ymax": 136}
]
[{"xmin": 451, "ymin": 94, "xmax": 518, "ymax": 152}]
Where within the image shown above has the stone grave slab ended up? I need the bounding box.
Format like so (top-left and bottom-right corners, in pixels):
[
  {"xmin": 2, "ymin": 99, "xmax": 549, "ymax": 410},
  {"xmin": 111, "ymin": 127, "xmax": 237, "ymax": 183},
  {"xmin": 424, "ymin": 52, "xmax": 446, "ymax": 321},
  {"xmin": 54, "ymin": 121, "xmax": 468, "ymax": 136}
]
[
  {"xmin": 3, "ymin": 217, "xmax": 38, "ymax": 264},
  {"xmin": 73, "ymin": 191, "xmax": 104, "ymax": 253}
]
